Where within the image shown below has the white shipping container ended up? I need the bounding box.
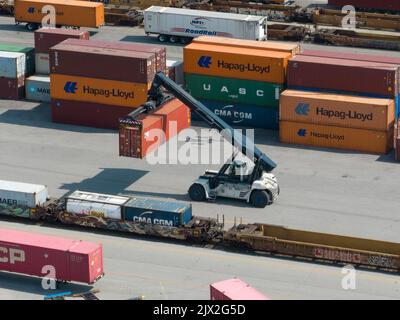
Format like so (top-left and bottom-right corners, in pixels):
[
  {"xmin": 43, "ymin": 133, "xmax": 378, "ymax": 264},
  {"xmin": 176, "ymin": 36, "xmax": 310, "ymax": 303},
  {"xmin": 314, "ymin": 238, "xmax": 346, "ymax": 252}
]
[
  {"xmin": 25, "ymin": 74, "xmax": 50, "ymax": 102},
  {"xmin": 0, "ymin": 180, "xmax": 48, "ymax": 208},
  {"xmin": 35, "ymin": 53, "xmax": 50, "ymax": 75},
  {"xmin": 144, "ymin": 6, "xmax": 267, "ymax": 42},
  {"xmin": 0, "ymin": 51, "xmax": 26, "ymax": 78}
]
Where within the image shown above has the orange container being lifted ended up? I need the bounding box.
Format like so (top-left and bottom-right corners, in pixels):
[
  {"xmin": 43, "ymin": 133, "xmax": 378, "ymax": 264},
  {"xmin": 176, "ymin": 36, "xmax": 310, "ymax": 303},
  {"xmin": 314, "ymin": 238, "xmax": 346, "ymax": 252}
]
[
  {"xmin": 14, "ymin": 0, "xmax": 104, "ymax": 28},
  {"xmin": 183, "ymin": 43, "xmax": 290, "ymax": 84},
  {"xmin": 193, "ymin": 36, "xmax": 300, "ymax": 56},
  {"xmin": 280, "ymin": 90, "xmax": 395, "ymax": 131}
]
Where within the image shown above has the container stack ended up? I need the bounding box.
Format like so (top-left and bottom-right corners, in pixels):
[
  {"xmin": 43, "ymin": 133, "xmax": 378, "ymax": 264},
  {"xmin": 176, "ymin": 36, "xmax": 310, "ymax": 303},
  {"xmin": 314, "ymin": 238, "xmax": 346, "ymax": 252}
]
[
  {"xmin": 49, "ymin": 39, "xmax": 166, "ymax": 129},
  {"xmin": 183, "ymin": 36, "xmax": 298, "ymax": 129},
  {"xmin": 281, "ymin": 50, "xmax": 400, "ymax": 154}
]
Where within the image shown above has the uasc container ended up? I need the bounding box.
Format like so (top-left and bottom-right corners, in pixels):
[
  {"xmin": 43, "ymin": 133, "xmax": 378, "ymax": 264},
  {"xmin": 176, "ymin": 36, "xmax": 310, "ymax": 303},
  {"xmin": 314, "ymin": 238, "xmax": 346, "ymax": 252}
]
[
  {"xmin": 0, "ymin": 51, "xmax": 25, "ymax": 79},
  {"xmin": 0, "ymin": 180, "xmax": 48, "ymax": 208},
  {"xmin": 25, "ymin": 75, "xmax": 50, "ymax": 102},
  {"xmin": 34, "ymin": 28, "xmax": 90, "ymax": 54},
  {"xmin": 0, "ymin": 228, "xmax": 104, "ymax": 284},
  {"xmin": 210, "ymin": 278, "xmax": 270, "ymax": 300}
]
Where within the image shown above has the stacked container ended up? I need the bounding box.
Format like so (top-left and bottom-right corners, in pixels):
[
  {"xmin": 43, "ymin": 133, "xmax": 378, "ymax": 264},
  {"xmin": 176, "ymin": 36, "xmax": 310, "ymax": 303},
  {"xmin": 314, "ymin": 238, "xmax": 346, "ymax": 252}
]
[
  {"xmin": 183, "ymin": 36, "xmax": 298, "ymax": 129},
  {"xmin": 0, "ymin": 51, "xmax": 26, "ymax": 100},
  {"xmin": 49, "ymin": 39, "xmax": 166, "ymax": 129}
]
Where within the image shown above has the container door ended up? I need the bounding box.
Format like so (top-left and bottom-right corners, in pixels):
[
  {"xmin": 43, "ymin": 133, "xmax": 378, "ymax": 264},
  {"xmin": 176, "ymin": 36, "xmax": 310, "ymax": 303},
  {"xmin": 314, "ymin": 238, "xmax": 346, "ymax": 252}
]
[{"xmin": 129, "ymin": 127, "xmax": 142, "ymax": 158}]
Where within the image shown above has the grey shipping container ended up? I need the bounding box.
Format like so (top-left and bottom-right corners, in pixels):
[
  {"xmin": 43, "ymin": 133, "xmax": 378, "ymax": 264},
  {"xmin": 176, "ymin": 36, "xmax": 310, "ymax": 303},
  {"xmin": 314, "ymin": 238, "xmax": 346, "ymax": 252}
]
[
  {"xmin": 35, "ymin": 53, "xmax": 50, "ymax": 75},
  {"xmin": 123, "ymin": 198, "xmax": 193, "ymax": 227},
  {"xmin": 25, "ymin": 75, "xmax": 50, "ymax": 102},
  {"xmin": 0, "ymin": 180, "xmax": 48, "ymax": 209}
]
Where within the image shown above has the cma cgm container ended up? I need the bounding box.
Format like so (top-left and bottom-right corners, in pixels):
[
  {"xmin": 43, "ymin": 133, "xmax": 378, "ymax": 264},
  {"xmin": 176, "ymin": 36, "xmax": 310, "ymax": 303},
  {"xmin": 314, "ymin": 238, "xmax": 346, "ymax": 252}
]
[
  {"xmin": 0, "ymin": 44, "xmax": 35, "ymax": 76},
  {"xmin": 14, "ymin": 0, "xmax": 104, "ymax": 30},
  {"xmin": 66, "ymin": 190, "xmax": 130, "ymax": 220},
  {"xmin": 280, "ymin": 121, "xmax": 394, "ymax": 154},
  {"xmin": 0, "ymin": 228, "xmax": 104, "ymax": 284},
  {"xmin": 25, "ymin": 75, "xmax": 50, "ymax": 102},
  {"xmin": 0, "ymin": 51, "xmax": 25, "ymax": 79},
  {"xmin": 123, "ymin": 198, "xmax": 192, "ymax": 227},
  {"xmin": 210, "ymin": 278, "xmax": 269, "ymax": 300},
  {"xmin": 185, "ymin": 73, "xmax": 283, "ymax": 107},
  {"xmin": 327, "ymin": 0, "xmax": 400, "ymax": 12},
  {"xmin": 144, "ymin": 6, "xmax": 267, "ymax": 42},
  {"xmin": 51, "ymin": 99, "xmax": 136, "ymax": 129},
  {"xmin": 50, "ymin": 44, "xmax": 156, "ymax": 83},
  {"xmin": 196, "ymin": 100, "xmax": 279, "ymax": 129},
  {"xmin": 60, "ymin": 38, "xmax": 167, "ymax": 74},
  {"xmin": 0, "ymin": 77, "xmax": 25, "ymax": 100},
  {"xmin": 194, "ymin": 36, "xmax": 300, "ymax": 56},
  {"xmin": 0, "ymin": 180, "xmax": 48, "ymax": 209},
  {"xmin": 184, "ymin": 43, "xmax": 290, "ymax": 83},
  {"xmin": 280, "ymin": 90, "xmax": 395, "ymax": 131},
  {"xmin": 50, "ymin": 74, "xmax": 149, "ymax": 108},
  {"xmin": 34, "ymin": 28, "xmax": 90, "ymax": 54}
]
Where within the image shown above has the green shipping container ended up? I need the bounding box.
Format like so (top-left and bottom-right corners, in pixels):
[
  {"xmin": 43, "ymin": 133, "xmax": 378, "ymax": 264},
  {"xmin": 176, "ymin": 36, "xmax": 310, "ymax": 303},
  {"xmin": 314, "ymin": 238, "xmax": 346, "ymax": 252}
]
[
  {"xmin": 184, "ymin": 73, "xmax": 284, "ymax": 107},
  {"xmin": 0, "ymin": 44, "xmax": 35, "ymax": 76}
]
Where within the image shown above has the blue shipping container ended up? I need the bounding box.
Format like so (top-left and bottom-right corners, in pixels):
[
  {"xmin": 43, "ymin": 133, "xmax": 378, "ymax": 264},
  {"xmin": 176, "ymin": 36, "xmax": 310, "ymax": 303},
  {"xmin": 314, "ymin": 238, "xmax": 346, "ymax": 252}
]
[
  {"xmin": 123, "ymin": 198, "xmax": 192, "ymax": 227},
  {"xmin": 396, "ymin": 95, "xmax": 400, "ymax": 120},
  {"xmin": 194, "ymin": 99, "xmax": 279, "ymax": 130}
]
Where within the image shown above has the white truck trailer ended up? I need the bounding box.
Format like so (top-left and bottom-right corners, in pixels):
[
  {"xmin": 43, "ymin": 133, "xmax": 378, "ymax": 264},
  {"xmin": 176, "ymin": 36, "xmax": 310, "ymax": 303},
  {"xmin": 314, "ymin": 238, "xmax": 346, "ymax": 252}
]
[{"xmin": 144, "ymin": 6, "xmax": 267, "ymax": 44}]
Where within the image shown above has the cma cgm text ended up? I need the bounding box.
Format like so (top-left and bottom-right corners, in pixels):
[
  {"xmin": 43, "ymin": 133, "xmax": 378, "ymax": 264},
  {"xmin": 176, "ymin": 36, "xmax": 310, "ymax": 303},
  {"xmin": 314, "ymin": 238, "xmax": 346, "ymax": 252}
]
[
  {"xmin": 317, "ymin": 108, "xmax": 373, "ymax": 121},
  {"xmin": 83, "ymin": 86, "xmax": 135, "ymax": 99},
  {"xmin": 217, "ymin": 60, "xmax": 270, "ymax": 74}
]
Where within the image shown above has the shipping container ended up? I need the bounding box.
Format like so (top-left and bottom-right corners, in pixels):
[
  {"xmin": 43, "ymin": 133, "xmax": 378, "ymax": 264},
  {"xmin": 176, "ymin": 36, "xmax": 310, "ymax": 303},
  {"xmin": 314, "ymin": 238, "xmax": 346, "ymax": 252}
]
[
  {"xmin": 25, "ymin": 75, "xmax": 50, "ymax": 102},
  {"xmin": 34, "ymin": 28, "xmax": 90, "ymax": 54},
  {"xmin": 35, "ymin": 53, "xmax": 50, "ymax": 74},
  {"xmin": 0, "ymin": 44, "xmax": 35, "ymax": 76},
  {"xmin": 50, "ymin": 44, "xmax": 156, "ymax": 83},
  {"xmin": 0, "ymin": 77, "xmax": 25, "ymax": 100},
  {"xmin": 51, "ymin": 99, "xmax": 136, "ymax": 129},
  {"xmin": 167, "ymin": 59, "xmax": 183, "ymax": 85},
  {"xmin": 327, "ymin": 0, "xmax": 400, "ymax": 12},
  {"xmin": 210, "ymin": 278, "xmax": 270, "ymax": 300},
  {"xmin": 50, "ymin": 74, "xmax": 149, "ymax": 108},
  {"xmin": 0, "ymin": 228, "xmax": 104, "ymax": 284},
  {"xmin": 280, "ymin": 120, "xmax": 393, "ymax": 154},
  {"xmin": 14, "ymin": 0, "xmax": 104, "ymax": 29},
  {"xmin": 119, "ymin": 115, "xmax": 164, "ymax": 158},
  {"xmin": 0, "ymin": 51, "xmax": 26, "ymax": 79},
  {"xmin": 60, "ymin": 38, "xmax": 167, "ymax": 73},
  {"xmin": 287, "ymin": 55, "xmax": 399, "ymax": 98},
  {"xmin": 184, "ymin": 43, "xmax": 290, "ymax": 83},
  {"xmin": 144, "ymin": 6, "xmax": 267, "ymax": 41},
  {"xmin": 185, "ymin": 73, "xmax": 283, "ymax": 107},
  {"xmin": 0, "ymin": 180, "xmax": 48, "ymax": 208},
  {"xmin": 123, "ymin": 197, "xmax": 193, "ymax": 227},
  {"xmin": 280, "ymin": 90, "xmax": 395, "ymax": 131},
  {"xmin": 194, "ymin": 36, "xmax": 300, "ymax": 56},
  {"xmin": 66, "ymin": 190, "xmax": 130, "ymax": 220},
  {"xmin": 195, "ymin": 100, "xmax": 279, "ymax": 129}
]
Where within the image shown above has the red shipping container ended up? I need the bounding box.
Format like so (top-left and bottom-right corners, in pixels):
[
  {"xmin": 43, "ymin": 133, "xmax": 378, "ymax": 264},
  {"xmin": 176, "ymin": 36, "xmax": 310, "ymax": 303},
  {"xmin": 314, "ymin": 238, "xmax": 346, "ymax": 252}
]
[
  {"xmin": 34, "ymin": 28, "xmax": 90, "ymax": 54},
  {"xmin": 51, "ymin": 99, "xmax": 136, "ymax": 129},
  {"xmin": 0, "ymin": 77, "xmax": 25, "ymax": 100},
  {"xmin": 59, "ymin": 38, "xmax": 167, "ymax": 73},
  {"xmin": 328, "ymin": 0, "xmax": 400, "ymax": 12},
  {"xmin": 288, "ymin": 55, "xmax": 399, "ymax": 97},
  {"xmin": 119, "ymin": 115, "xmax": 163, "ymax": 158},
  {"xmin": 210, "ymin": 278, "xmax": 270, "ymax": 300},
  {"xmin": 0, "ymin": 228, "xmax": 104, "ymax": 284},
  {"xmin": 152, "ymin": 98, "xmax": 191, "ymax": 140}
]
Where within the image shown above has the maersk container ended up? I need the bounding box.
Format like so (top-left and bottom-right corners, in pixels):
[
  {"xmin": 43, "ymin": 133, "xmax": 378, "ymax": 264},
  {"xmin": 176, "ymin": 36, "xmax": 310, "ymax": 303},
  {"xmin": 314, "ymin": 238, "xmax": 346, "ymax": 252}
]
[
  {"xmin": 0, "ymin": 52, "xmax": 26, "ymax": 79},
  {"xmin": 185, "ymin": 73, "xmax": 283, "ymax": 107},
  {"xmin": 195, "ymin": 99, "xmax": 279, "ymax": 129},
  {"xmin": 25, "ymin": 75, "xmax": 50, "ymax": 102},
  {"xmin": 0, "ymin": 44, "xmax": 35, "ymax": 76},
  {"xmin": 123, "ymin": 198, "xmax": 193, "ymax": 227},
  {"xmin": 0, "ymin": 180, "xmax": 48, "ymax": 208},
  {"xmin": 66, "ymin": 190, "xmax": 130, "ymax": 220}
]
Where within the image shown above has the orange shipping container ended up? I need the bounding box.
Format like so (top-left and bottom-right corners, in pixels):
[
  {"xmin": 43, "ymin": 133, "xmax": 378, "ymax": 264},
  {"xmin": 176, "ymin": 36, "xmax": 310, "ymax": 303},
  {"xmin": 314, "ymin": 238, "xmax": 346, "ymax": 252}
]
[
  {"xmin": 280, "ymin": 121, "xmax": 393, "ymax": 154},
  {"xmin": 193, "ymin": 36, "xmax": 300, "ymax": 56},
  {"xmin": 280, "ymin": 90, "xmax": 395, "ymax": 131},
  {"xmin": 14, "ymin": 0, "xmax": 104, "ymax": 28},
  {"xmin": 50, "ymin": 74, "xmax": 149, "ymax": 108},
  {"xmin": 183, "ymin": 43, "xmax": 290, "ymax": 84}
]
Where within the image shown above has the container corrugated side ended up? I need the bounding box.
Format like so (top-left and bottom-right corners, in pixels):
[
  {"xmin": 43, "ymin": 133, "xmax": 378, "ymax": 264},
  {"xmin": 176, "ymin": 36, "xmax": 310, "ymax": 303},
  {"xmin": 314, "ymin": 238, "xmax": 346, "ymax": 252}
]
[
  {"xmin": 0, "ymin": 180, "xmax": 48, "ymax": 208},
  {"xmin": 35, "ymin": 53, "xmax": 50, "ymax": 74},
  {"xmin": 34, "ymin": 28, "xmax": 90, "ymax": 54},
  {"xmin": 0, "ymin": 77, "xmax": 25, "ymax": 100},
  {"xmin": 0, "ymin": 51, "xmax": 26, "ymax": 79},
  {"xmin": 279, "ymin": 120, "xmax": 394, "ymax": 154},
  {"xmin": 0, "ymin": 44, "xmax": 35, "ymax": 76}
]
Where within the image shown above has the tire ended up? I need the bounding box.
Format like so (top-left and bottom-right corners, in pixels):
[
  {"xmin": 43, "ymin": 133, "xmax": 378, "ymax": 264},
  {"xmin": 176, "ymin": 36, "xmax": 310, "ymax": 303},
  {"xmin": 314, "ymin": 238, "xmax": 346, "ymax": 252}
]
[
  {"xmin": 188, "ymin": 184, "xmax": 206, "ymax": 202},
  {"xmin": 158, "ymin": 34, "xmax": 168, "ymax": 42},
  {"xmin": 169, "ymin": 36, "xmax": 178, "ymax": 43},
  {"xmin": 26, "ymin": 23, "xmax": 38, "ymax": 31},
  {"xmin": 250, "ymin": 190, "xmax": 271, "ymax": 208},
  {"xmin": 180, "ymin": 37, "xmax": 191, "ymax": 44}
]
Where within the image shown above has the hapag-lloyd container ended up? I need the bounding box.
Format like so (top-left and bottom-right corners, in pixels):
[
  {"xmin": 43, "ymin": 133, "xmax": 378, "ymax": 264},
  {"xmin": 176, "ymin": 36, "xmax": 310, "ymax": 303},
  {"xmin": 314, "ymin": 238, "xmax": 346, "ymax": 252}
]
[
  {"xmin": 280, "ymin": 90, "xmax": 395, "ymax": 131},
  {"xmin": 34, "ymin": 28, "xmax": 90, "ymax": 54},
  {"xmin": 66, "ymin": 190, "xmax": 130, "ymax": 220},
  {"xmin": 0, "ymin": 44, "xmax": 35, "ymax": 76},
  {"xmin": 185, "ymin": 73, "xmax": 284, "ymax": 107},
  {"xmin": 0, "ymin": 51, "xmax": 26, "ymax": 78},
  {"xmin": 60, "ymin": 38, "xmax": 167, "ymax": 73},
  {"xmin": 50, "ymin": 74, "xmax": 150, "ymax": 107},
  {"xmin": 25, "ymin": 75, "xmax": 50, "ymax": 102},
  {"xmin": 210, "ymin": 278, "xmax": 270, "ymax": 300},
  {"xmin": 183, "ymin": 43, "xmax": 290, "ymax": 83},
  {"xmin": 123, "ymin": 198, "xmax": 192, "ymax": 227},
  {"xmin": 51, "ymin": 99, "xmax": 136, "ymax": 129},
  {"xmin": 0, "ymin": 180, "xmax": 48, "ymax": 208},
  {"xmin": 35, "ymin": 53, "xmax": 50, "ymax": 74},
  {"xmin": 50, "ymin": 44, "xmax": 156, "ymax": 83},
  {"xmin": 0, "ymin": 77, "xmax": 25, "ymax": 99},
  {"xmin": 279, "ymin": 120, "xmax": 394, "ymax": 154},
  {"xmin": 0, "ymin": 228, "xmax": 104, "ymax": 284},
  {"xmin": 196, "ymin": 99, "xmax": 279, "ymax": 129}
]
